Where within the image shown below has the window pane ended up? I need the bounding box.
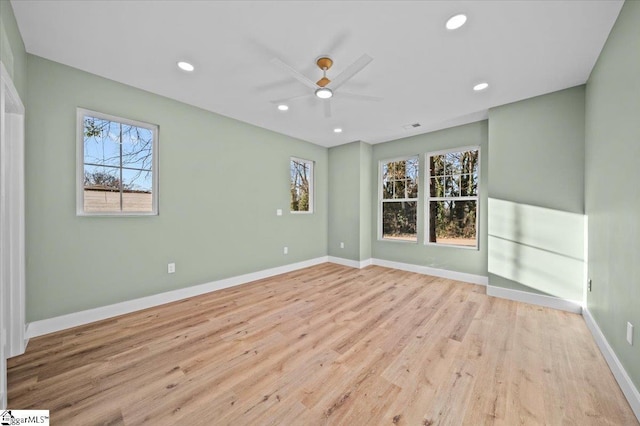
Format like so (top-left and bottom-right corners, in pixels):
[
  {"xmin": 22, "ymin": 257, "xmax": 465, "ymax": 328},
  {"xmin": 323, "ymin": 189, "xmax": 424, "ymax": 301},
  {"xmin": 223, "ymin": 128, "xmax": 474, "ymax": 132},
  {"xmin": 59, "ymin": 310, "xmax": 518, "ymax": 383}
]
[
  {"xmin": 428, "ymin": 200, "xmax": 477, "ymax": 247},
  {"xmin": 122, "ymin": 169, "xmax": 153, "ymax": 212},
  {"xmin": 430, "ymin": 177, "xmax": 444, "ymax": 197},
  {"xmin": 460, "ymin": 173, "xmax": 478, "ymax": 196},
  {"xmin": 406, "ymin": 158, "xmax": 419, "ymax": 180},
  {"xmin": 84, "ymin": 164, "xmax": 121, "ymax": 191},
  {"xmin": 444, "ymin": 175, "xmax": 460, "ymax": 197},
  {"xmin": 121, "ymin": 125, "xmax": 154, "ymax": 170},
  {"xmin": 429, "ymin": 155, "xmax": 444, "ymax": 176},
  {"xmin": 383, "ymin": 157, "xmax": 418, "ymax": 200},
  {"xmin": 461, "ymin": 150, "xmax": 479, "ymax": 175},
  {"xmin": 445, "ymin": 152, "xmax": 462, "ymax": 175},
  {"xmin": 83, "ymin": 117, "xmax": 121, "ymax": 167},
  {"xmin": 382, "ymin": 201, "xmax": 417, "ymax": 241},
  {"xmin": 407, "ymin": 178, "xmax": 418, "ymax": 198},
  {"xmin": 393, "ymin": 180, "xmax": 406, "ymax": 199},
  {"xmin": 83, "ymin": 165, "xmax": 122, "ymax": 212},
  {"xmin": 290, "ymin": 159, "xmax": 312, "ymax": 212},
  {"xmin": 382, "ymin": 180, "xmax": 394, "ymax": 199},
  {"xmin": 122, "ymin": 168, "xmax": 152, "ymax": 192}
]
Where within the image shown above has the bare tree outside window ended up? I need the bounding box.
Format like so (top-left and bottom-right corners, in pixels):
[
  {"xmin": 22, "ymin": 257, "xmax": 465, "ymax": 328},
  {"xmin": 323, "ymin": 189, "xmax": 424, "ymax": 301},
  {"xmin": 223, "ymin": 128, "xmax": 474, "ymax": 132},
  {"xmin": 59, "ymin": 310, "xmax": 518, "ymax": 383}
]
[
  {"xmin": 290, "ymin": 158, "xmax": 313, "ymax": 213},
  {"xmin": 427, "ymin": 148, "xmax": 479, "ymax": 247},
  {"xmin": 78, "ymin": 109, "xmax": 158, "ymax": 215}
]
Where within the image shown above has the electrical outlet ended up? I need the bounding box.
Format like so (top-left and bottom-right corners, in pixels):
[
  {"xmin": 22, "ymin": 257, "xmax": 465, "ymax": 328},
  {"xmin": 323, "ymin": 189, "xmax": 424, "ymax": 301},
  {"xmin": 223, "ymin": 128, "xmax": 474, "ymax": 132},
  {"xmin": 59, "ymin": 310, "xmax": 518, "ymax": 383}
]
[
  {"xmin": 168, "ymin": 262, "xmax": 176, "ymax": 274},
  {"xmin": 283, "ymin": 246, "xmax": 288, "ymax": 255},
  {"xmin": 627, "ymin": 322, "xmax": 633, "ymax": 345},
  {"xmin": 588, "ymin": 279, "xmax": 592, "ymax": 292},
  {"xmin": 276, "ymin": 209, "xmax": 283, "ymax": 216},
  {"xmin": 340, "ymin": 242, "xmax": 344, "ymax": 249}
]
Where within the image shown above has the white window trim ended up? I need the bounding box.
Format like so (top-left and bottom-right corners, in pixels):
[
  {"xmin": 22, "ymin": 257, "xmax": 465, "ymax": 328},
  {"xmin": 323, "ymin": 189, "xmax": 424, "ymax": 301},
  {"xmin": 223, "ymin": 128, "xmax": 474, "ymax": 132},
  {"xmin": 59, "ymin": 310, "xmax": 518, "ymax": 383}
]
[
  {"xmin": 378, "ymin": 155, "xmax": 419, "ymax": 243},
  {"xmin": 425, "ymin": 145, "xmax": 480, "ymax": 250},
  {"xmin": 76, "ymin": 108, "xmax": 159, "ymax": 216},
  {"xmin": 290, "ymin": 156, "xmax": 314, "ymax": 214}
]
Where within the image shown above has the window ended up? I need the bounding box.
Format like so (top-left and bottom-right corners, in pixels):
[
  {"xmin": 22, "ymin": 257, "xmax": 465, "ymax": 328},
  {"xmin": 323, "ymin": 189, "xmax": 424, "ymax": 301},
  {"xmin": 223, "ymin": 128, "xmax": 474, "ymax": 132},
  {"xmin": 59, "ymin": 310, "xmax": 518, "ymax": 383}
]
[
  {"xmin": 426, "ymin": 147, "xmax": 479, "ymax": 248},
  {"xmin": 290, "ymin": 157, "xmax": 313, "ymax": 213},
  {"xmin": 380, "ymin": 157, "xmax": 418, "ymax": 241},
  {"xmin": 77, "ymin": 109, "xmax": 158, "ymax": 215}
]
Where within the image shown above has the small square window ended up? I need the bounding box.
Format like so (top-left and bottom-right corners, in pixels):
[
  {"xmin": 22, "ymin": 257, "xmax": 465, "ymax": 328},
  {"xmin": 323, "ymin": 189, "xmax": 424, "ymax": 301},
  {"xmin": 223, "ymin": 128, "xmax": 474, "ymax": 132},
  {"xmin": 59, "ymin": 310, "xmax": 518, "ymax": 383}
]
[{"xmin": 77, "ymin": 109, "xmax": 158, "ymax": 215}]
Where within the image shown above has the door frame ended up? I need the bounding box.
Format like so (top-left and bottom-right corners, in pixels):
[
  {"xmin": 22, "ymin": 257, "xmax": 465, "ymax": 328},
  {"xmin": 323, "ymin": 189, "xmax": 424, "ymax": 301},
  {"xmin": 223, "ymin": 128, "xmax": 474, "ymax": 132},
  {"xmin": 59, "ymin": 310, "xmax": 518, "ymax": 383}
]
[{"xmin": 0, "ymin": 60, "xmax": 26, "ymax": 409}]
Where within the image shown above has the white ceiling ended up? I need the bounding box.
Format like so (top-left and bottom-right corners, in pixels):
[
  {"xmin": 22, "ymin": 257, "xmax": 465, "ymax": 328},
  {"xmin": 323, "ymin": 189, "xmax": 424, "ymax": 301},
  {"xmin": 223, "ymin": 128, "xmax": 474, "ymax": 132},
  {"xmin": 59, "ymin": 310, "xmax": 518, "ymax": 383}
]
[{"xmin": 11, "ymin": 0, "xmax": 623, "ymax": 148}]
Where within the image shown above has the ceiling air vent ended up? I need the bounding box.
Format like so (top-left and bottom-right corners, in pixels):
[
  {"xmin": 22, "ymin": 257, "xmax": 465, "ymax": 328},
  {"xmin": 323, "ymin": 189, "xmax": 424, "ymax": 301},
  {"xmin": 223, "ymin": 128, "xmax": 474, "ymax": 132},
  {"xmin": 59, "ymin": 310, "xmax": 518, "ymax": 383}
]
[{"xmin": 402, "ymin": 123, "xmax": 421, "ymax": 131}]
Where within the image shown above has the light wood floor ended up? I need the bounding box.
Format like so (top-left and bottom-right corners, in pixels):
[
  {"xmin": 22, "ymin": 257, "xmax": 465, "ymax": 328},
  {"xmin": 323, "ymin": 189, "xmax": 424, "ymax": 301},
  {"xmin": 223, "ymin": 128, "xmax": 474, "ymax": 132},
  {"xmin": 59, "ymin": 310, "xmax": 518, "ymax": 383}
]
[{"xmin": 8, "ymin": 264, "xmax": 638, "ymax": 425}]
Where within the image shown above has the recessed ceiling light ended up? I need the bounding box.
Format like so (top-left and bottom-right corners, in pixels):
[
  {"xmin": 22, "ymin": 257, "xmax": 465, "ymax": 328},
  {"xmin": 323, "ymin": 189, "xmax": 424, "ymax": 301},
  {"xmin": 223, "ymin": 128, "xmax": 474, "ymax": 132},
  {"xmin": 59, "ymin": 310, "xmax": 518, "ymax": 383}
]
[
  {"xmin": 315, "ymin": 87, "xmax": 333, "ymax": 99},
  {"xmin": 446, "ymin": 14, "xmax": 467, "ymax": 30},
  {"xmin": 177, "ymin": 61, "xmax": 194, "ymax": 72},
  {"xmin": 277, "ymin": 104, "xmax": 289, "ymax": 111},
  {"xmin": 473, "ymin": 82, "xmax": 489, "ymax": 91},
  {"xmin": 334, "ymin": 128, "xmax": 343, "ymax": 133}
]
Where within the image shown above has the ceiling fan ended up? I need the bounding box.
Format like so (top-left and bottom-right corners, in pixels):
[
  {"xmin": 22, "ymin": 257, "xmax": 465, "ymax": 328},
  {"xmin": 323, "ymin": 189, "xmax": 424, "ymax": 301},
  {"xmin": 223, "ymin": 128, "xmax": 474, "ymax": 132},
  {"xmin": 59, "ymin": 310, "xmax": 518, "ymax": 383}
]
[{"xmin": 270, "ymin": 54, "xmax": 382, "ymax": 118}]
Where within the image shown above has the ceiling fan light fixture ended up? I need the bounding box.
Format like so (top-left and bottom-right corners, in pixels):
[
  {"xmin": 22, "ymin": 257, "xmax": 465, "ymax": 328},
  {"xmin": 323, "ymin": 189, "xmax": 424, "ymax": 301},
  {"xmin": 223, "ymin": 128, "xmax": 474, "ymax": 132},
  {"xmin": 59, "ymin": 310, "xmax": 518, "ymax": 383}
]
[
  {"xmin": 277, "ymin": 104, "xmax": 289, "ymax": 111},
  {"xmin": 315, "ymin": 87, "xmax": 333, "ymax": 99},
  {"xmin": 446, "ymin": 14, "xmax": 467, "ymax": 30},
  {"xmin": 177, "ymin": 61, "xmax": 195, "ymax": 72}
]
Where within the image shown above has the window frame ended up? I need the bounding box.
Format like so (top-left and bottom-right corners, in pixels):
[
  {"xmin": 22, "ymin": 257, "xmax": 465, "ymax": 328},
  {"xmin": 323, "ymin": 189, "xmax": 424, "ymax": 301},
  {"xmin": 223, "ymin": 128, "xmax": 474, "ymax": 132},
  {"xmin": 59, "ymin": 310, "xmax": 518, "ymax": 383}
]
[
  {"xmin": 425, "ymin": 145, "xmax": 480, "ymax": 250},
  {"xmin": 290, "ymin": 157, "xmax": 314, "ymax": 214},
  {"xmin": 76, "ymin": 108, "xmax": 159, "ymax": 216},
  {"xmin": 378, "ymin": 155, "xmax": 419, "ymax": 243}
]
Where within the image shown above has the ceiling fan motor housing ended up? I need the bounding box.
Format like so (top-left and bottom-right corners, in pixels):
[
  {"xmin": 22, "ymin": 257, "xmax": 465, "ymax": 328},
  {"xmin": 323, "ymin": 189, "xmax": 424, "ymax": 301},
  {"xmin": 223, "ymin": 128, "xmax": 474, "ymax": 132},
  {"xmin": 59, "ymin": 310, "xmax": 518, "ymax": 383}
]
[
  {"xmin": 316, "ymin": 56, "xmax": 333, "ymax": 70},
  {"xmin": 316, "ymin": 57, "xmax": 333, "ymax": 87}
]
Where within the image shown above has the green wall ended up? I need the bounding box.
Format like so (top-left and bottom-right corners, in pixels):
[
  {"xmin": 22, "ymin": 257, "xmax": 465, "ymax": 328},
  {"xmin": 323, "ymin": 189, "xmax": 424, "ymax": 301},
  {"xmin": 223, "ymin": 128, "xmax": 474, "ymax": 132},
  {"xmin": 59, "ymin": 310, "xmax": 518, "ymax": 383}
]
[
  {"xmin": 25, "ymin": 55, "xmax": 328, "ymax": 321},
  {"xmin": 371, "ymin": 121, "xmax": 488, "ymax": 276},
  {"xmin": 0, "ymin": 0, "xmax": 26, "ymax": 99},
  {"xmin": 328, "ymin": 142, "xmax": 361, "ymax": 261},
  {"xmin": 488, "ymin": 87, "xmax": 585, "ymax": 213},
  {"xmin": 359, "ymin": 142, "xmax": 372, "ymax": 260},
  {"xmin": 585, "ymin": 0, "xmax": 640, "ymax": 391},
  {"xmin": 328, "ymin": 141, "xmax": 372, "ymax": 262},
  {"xmin": 487, "ymin": 87, "xmax": 586, "ymax": 301}
]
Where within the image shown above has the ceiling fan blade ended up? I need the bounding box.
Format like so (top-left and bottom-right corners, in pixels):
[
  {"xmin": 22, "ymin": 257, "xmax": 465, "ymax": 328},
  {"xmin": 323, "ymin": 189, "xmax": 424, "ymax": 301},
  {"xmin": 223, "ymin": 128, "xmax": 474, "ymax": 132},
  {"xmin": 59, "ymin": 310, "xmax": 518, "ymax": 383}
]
[
  {"xmin": 270, "ymin": 58, "xmax": 318, "ymax": 90},
  {"xmin": 324, "ymin": 99, "xmax": 332, "ymax": 119},
  {"xmin": 270, "ymin": 93, "xmax": 313, "ymax": 104},
  {"xmin": 339, "ymin": 91, "xmax": 383, "ymax": 102},
  {"xmin": 327, "ymin": 54, "xmax": 373, "ymax": 90},
  {"xmin": 323, "ymin": 30, "xmax": 350, "ymax": 57}
]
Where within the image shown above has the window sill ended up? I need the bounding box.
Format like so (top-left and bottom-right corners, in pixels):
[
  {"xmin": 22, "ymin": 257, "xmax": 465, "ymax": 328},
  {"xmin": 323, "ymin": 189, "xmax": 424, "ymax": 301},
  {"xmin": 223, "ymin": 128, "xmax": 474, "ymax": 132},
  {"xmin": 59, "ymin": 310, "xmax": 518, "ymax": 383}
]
[
  {"xmin": 378, "ymin": 237, "xmax": 418, "ymax": 244},
  {"xmin": 424, "ymin": 242, "xmax": 478, "ymax": 250},
  {"xmin": 77, "ymin": 211, "xmax": 158, "ymax": 217}
]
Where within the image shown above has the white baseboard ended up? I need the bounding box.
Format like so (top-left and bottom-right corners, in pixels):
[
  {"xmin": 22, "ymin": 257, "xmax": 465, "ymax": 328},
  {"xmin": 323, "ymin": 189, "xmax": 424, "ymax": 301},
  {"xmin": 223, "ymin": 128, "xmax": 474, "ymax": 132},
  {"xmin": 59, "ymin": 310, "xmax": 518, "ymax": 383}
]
[
  {"xmin": 583, "ymin": 308, "xmax": 640, "ymax": 421},
  {"xmin": 486, "ymin": 285, "xmax": 582, "ymax": 314},
  {"xmin": 371, "ymin": 258, "xmax": 488, "ymax": 286},
  {"xmin": 328, "ymin": 256, "xmax": 372, "ymax": 269},
  {"xmin": 26, "ymin": 256, "xmax": 329, "ymax": 339}
]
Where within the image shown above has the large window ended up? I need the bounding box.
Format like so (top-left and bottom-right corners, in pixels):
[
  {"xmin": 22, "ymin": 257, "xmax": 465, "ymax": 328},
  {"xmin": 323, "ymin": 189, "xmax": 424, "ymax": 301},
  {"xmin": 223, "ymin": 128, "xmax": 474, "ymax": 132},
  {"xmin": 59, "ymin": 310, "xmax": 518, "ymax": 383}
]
[
  {"xmin": 380, "ymin": 157, "xmax": 418, "ymax": 241},
  {"xmin": 290, "ymin": 157, "xmax": 313, "ymax": 213},
  {"xmin": 426, "ymin": 147, "xmax": 479, "ymax": 248},
  {"xmin": 77, "ymin": 109, "xmax": 158, "ymax": 215}
]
